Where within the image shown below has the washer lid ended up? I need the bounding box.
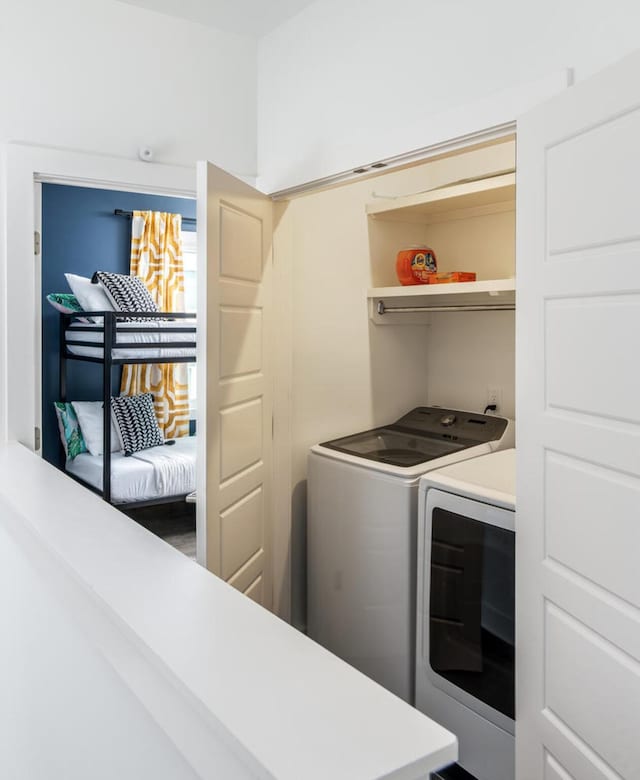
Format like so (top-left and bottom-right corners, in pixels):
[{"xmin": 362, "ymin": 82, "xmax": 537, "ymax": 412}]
[{"xmin": 319, "ymin": 407, "xmax": 509, "ymax": 468}]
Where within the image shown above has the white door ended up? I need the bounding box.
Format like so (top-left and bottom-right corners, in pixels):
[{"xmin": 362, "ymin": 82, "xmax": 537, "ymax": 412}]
[
  {"xmin": 197, "ymin": 163, "xmax": 273, "ymax": 610},
  {"xmin": 516, "ymin": 51, "xmax": 640, "ymax": 778}
]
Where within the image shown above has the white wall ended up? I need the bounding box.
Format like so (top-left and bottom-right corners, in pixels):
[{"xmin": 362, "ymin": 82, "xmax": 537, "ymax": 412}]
[
  {"xmin": 257, "ymin": 0, "xmax": 640, "ymax": 192},
  {"xmin": 427, "ymin": 311, "xmax": 515, "ymax": 420},
  {"xmin": 0, "ymin": 0, "xmax": 257, "ymax": 177}
]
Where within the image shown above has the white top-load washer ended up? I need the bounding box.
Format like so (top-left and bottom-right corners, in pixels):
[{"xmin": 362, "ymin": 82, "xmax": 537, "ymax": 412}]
[
  {"xmin": 306, "ymin": 407, "xmax": 514, "ymax": 704},
  {"xmin": 416, "ymin": 448, "xmax": 516, "ymax": 780}
]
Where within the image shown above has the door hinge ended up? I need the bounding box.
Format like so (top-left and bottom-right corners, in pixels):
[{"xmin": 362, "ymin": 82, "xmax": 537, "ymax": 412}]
[
  {"xmin": 34, "ymin": 426, "xmax": 41, "ymax": 451},
  {"xmin": 34, "ymin": 231, "xmax": 41, "ymax": 255}
]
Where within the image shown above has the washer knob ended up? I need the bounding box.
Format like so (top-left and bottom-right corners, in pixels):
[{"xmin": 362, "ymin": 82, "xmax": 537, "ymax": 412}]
[{"xmin": 440, "ymin": 414, "xmax": 456, "ymax": 427}]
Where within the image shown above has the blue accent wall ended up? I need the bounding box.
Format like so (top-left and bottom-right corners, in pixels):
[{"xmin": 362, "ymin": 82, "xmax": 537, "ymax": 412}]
[{"xmin": 42, "ymin": 184, "xmax": 196, "ymax": 467}]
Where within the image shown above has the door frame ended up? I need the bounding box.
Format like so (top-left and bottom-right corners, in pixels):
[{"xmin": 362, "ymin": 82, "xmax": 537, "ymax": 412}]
[
  {"xmin": 0, "ymin": 143, "xmax": 205, "ymax": 558},
  {"xmin": 33, "ymin": 181, "xmax": 42, "ymax": 455}
]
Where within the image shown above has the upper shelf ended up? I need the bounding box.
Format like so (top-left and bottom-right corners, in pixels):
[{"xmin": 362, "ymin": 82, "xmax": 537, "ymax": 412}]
[{"xmin": 366, "ymin": 172, "xmax": 516, "ymax": 225}]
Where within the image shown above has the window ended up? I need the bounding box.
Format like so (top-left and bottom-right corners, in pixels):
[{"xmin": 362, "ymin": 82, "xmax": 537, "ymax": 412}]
[
  {"xmin": 181, "ymin": 229, "xmax": 197, "ymax": 417},
  {"xmin": 182, "ymin": 229, "xmax": 197, "ymax": 313}
]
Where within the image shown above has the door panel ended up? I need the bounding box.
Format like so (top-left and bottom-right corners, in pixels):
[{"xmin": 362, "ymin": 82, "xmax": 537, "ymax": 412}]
[
  {"xmin": 220, "ymin": 206, "xmax": 263, "ymax": 281},
  {"xmin": 545, "ymin": 297, "xmax": 640, "ymax": 422},
  {"xmin": 545, "ymin": 108, "xmax": 640, "ymax": 254},
  {"xmin": 197, "ymin": 163, "xmax": 273, "ymax": 611},
  {"xmin": 545, "ymin": 452, "xmax": 640, "ymax": 608},
  {"xmin": 516, "ymin": 50, "xmax": 640, "ymax": 778},
  {"xmin": 220, "ymin": 308, "xmax": 263, "ymax": 377},
  {"xmin": 220, "ymin": 487, "xmax": 264, "ymax": 581},
  {"xmin": 220, "ymin": 399, "xmax": 263, "ymax": 480},
  {"xmin": 545, "ymin": 604, "xmax": 640, "ymax": 779}
]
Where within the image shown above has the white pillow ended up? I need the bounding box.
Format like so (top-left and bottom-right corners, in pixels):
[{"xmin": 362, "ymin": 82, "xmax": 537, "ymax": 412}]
[
  {"xmin": 64, "ymin": 273, "xmax": 114, "ymax": 320},
  {"xmin": 71, "ymin": 401, "xmax": 121, "ymax": 456}
]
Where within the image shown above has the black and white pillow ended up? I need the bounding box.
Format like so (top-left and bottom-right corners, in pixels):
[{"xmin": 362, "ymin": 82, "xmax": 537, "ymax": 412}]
[
  {"xmin": 93, "ymin": 271, "xmax": 159, "ymax": 321},
  {"xmin": 111, "ymin": 393, "xmax": 164, "ymax": 455}
]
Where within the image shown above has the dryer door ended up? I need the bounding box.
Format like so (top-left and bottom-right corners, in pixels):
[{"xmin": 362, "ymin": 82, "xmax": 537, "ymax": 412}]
[{"xmin": 420, "ymin": 489, "xmax": 515, "ymax": 734}]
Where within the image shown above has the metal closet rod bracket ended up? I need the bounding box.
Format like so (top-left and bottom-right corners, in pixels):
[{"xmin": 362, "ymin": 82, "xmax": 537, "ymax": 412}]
[{"xmin": 376, "ymin": 300, "xmax": 516, "ymax": 315}]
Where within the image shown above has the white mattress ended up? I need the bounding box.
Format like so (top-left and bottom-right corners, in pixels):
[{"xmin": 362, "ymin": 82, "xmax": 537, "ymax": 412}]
[
  {"xmin": 65, "ymin": 318, "xmax": 196, "ymax": 359},
  {"xmin": 66, "ymin": 435, "xmax": 196, "ymax": 503}
]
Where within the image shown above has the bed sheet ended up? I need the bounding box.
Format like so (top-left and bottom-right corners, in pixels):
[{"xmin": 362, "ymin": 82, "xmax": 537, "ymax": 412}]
[{"xmin": 66, "ymin": 435, "xmax": 196, "ymax": 503}]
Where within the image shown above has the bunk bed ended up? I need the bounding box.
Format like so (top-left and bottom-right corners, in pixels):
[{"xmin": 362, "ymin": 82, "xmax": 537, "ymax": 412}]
[{"xmin": 59, "ymin": 310, "xmax": 197, "ymax": 508}]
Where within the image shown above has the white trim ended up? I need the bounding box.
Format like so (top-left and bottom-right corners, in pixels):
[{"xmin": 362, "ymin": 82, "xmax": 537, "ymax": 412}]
[
  {"xmin": 267, "ymin": 123, "xmax": 517, "ymax": 200},
  {"xmin": 195, "ymin": 163, "xmax": 208, "ymax": 570},
  {"xmin": 33, "ymin": 181, "xmax": 42, "ymax": 455},
  {"xmin": 0, "ymin": 148, "xmax": 7, "ymax": 445},
  {"xmin": 34, "ymin": 173, "xmax": 194, "ymax": 197}
]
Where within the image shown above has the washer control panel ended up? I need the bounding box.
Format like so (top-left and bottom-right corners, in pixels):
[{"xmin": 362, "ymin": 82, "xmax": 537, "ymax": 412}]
[{"xmin": 393, "ymin": 406, "xmax": 509, "ymax": 444}]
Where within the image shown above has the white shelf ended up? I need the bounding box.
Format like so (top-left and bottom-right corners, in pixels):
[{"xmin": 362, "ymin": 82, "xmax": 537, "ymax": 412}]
[
  {"xmin": 368, "ymin": 278, "xmax": 515, "ymax": 323},
  {"xmin": 366, "ymin": 172, "xmax": 516, "ymax": 225}
]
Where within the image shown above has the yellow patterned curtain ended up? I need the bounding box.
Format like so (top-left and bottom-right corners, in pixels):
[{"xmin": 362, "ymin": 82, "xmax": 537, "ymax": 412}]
[{"xmin": 120, "ymin": 211, "xmax": 189, "ymax": 439}]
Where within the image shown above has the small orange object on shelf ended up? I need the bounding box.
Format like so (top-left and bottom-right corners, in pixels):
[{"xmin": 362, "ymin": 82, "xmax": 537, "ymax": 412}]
[
  {"xmin": 395, "ymin": 246, "xmax": 437, "ymax": 285},
  {"xmin": 427, "ymin": 272, "xmax": 476, "ymax": 284}
]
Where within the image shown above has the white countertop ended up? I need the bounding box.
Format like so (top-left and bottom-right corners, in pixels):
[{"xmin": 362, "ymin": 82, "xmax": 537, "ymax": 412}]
[{"xmin": 0, "ymin": 442, "xmax": 456, "ymax": 780}]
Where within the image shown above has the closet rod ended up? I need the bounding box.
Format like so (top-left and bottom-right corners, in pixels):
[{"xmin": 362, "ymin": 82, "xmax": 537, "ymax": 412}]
[
  {"xmin": 376, "ymin": 301, "xmax": 515, "ymax": 315},
  {"xmin": 113, "ymin": 209, "xmax": 197, "ymax": 225}
]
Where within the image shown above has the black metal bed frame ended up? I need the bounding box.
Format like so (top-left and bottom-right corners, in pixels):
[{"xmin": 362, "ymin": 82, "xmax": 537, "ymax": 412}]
[{"xmin": 59, "ymin": 311, "xmax": 196, "ymax": 509}]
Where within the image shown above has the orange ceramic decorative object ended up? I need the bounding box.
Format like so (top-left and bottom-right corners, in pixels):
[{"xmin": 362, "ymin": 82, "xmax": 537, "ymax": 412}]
[{"xmin": 395, "ymin": 246, "xmax": 437, "ymax": 285}]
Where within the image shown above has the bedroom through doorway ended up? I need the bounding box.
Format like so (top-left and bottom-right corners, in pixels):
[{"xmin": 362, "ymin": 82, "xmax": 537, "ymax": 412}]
[{"xmin": 38, "ymin": 182, "xmax": 199, "ymax": 560}]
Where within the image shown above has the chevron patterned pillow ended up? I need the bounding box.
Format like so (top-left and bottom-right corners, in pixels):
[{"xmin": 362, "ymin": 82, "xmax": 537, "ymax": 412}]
[
  {"xmin": 93, "ymin": 271, "xmax": 159, "ymax": 322},
  {"xmin": 111, "ymin": 393, "xmax": 163, "ymax": 455}
]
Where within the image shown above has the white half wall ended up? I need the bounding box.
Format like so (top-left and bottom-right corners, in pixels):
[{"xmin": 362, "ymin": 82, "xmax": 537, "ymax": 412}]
[
  {"xmin": 257, "ymin": 0, "xmax": 640, "ymax": 193},
  {"xmin": 0, "ymin": 0, "xmax": 257, "ymax": 177}
]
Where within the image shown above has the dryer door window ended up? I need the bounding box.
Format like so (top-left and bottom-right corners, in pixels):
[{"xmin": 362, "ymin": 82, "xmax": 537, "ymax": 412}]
[{"xmin": 429, "ymin": 507, "xmax": 515, "ymax": 719}]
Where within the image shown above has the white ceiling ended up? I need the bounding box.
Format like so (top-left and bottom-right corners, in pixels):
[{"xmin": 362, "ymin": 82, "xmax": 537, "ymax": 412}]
[{"xmin": 117, "ymin": 0, "xmax": 317, "ymax": 37}]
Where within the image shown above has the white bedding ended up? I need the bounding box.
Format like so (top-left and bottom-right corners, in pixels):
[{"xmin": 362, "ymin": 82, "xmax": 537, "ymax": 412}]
[
  {"xmin": 66, "ymin": 435, "xmax": 196, "ymax": 503},
  {"xmin": 65, "ymin": 318, "xmax": 196, "ymax": 359}
]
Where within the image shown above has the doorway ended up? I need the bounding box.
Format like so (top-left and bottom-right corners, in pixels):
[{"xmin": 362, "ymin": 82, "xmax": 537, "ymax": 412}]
[{"xmin": 39, "ymin": 182, "xmax": 198, "ymax": 560}]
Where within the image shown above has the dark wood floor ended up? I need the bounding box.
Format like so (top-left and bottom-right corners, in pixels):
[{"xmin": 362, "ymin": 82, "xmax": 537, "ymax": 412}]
[
  {"xmin": 431, "ymin": 764, "xmax": 477, "ymax": 780},
  {"xmin": 123, "ymin": 501, "xmax": 196, "ymax": 560}
]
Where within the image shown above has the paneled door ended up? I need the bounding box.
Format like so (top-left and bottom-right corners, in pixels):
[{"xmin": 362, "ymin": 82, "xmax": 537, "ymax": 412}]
[
  {"xmin": 197, "ymin": 163, "xmax": 273, "ymax": 610},
  {"xmin": 516, "ymin": 52, "xmax": 640, "ymax": 778}
]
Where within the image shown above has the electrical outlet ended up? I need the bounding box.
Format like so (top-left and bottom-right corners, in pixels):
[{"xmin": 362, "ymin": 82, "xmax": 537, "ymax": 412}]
[{"xmin": 486, "ymin": 385, "xmax": 502, "ymax": 413}]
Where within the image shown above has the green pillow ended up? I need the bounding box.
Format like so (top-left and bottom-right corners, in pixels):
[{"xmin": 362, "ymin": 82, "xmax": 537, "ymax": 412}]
[
  {"xmin": 46, "ymin": 292, "xmax": 84, "ymax": 314},
  {"xmin": 54, "ymin": 401, "xmax": 88, "ymax": 460}
]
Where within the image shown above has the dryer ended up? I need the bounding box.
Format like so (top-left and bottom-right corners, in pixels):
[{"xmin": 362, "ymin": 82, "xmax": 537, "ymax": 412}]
[
  {"xmin": 416, "ymin": 448, "xmax": 516, "ymax": 780},
  {"xmin": 307, "ymin": 407, "xmax": 514, "ymax": 704}
]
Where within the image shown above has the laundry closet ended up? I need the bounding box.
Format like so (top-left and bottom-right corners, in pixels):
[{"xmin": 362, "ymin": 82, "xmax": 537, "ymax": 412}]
[{"xmin": 270, "ymin": 136, "xmax": 516, "ymax": 626}]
